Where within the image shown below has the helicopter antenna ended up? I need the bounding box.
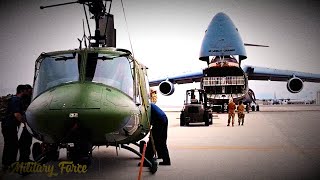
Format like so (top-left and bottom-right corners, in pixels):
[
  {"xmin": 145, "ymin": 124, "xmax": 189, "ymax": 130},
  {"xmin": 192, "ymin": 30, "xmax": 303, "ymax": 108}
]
[
  {"xmin": 83, "ymin": 4, "xmax": 92, "ymax": 41},
  {"xmin": 120, "ymin": 0, "xmax": 134, "ymax": 57},
  {"xmin": 40, "ymin": 1, "xmax": 79, "ymax": 9},
  {"xmin": 78, "ymin": 19, "xmax": 89, "ymax": 50},
  {"xmin": 78, "ymin": 38, "xmax": 82, "ymax": 49},
  {"xmin": 82, "ymin": 19, "xmax": 88, "ymax": 48}
]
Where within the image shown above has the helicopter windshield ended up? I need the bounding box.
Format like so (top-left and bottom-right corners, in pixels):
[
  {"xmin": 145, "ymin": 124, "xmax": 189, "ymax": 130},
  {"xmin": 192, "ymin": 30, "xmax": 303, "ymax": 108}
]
[
  {"xmin": 33, "ymin": 53, "xmax": 79, "ymax": 97},
  {"xmin": 33, "ymin": 52, "xmax": 134, "ymax": 99},
  {"xmin": 86, "ymin": 54, "xmax": 134, "ymax": 98}
]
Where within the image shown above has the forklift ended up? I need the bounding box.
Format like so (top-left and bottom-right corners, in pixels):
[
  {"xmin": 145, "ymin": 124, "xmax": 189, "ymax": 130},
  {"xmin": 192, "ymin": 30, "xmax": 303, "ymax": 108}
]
[{"xmin": 180, "ymin": 89, "xmax": 213, "ymax": 126}]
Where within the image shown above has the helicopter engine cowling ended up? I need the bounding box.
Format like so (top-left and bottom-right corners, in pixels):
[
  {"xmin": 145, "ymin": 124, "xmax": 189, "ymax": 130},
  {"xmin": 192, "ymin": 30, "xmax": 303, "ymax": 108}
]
[
  {"xmin": 287, "ymin": 77, "xmax": 303, "ymax": 93},
  {"xmin": 159, "ymin": 80, "xmax": 175, "ymax": 96}
]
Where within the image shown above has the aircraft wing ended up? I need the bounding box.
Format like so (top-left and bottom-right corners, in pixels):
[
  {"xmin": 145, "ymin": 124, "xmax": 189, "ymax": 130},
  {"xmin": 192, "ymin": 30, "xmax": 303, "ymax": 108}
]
[
  {"xmin": 149, "ymin": 70, "xmax": 203, "ymax": 87},
  {"xmin": 242, "ymin": 65, "xmax": 320, "ymax": 82}
]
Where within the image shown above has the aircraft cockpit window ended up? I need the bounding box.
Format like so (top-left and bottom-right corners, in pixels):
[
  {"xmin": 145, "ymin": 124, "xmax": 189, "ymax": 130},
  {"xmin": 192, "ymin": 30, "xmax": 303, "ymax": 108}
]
[
  {"xmin": 90, "ymin": 55, "xmax": 134, "ymax": 98},
  {"xmin": 210, "ymin": 56, "xmax": 237, "ymax": 63},
  {"xmin": 33, "ymin": 53, "xmax": 79, "ymax": 98}
]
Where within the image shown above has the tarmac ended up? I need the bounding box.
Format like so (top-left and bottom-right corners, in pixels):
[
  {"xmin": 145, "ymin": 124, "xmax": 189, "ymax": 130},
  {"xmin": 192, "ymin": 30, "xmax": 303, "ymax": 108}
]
[{"xmin": 1, "ymin": 104, "xmax": 320, "ymax": 180}]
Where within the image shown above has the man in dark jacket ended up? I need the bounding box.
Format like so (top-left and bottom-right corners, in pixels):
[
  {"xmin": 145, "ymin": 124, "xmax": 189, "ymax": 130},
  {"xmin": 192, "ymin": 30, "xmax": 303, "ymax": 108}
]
[
  {"xmin": 18, "ymin": 84, "xmax": 33, "ymax": 162},
  {"xmin": 1, "ymin": 85, "xmax": 27, "ymax": 171},
  {"xmin": 144, "ymin": 103, "xmax": 171, "ymax": 166}
]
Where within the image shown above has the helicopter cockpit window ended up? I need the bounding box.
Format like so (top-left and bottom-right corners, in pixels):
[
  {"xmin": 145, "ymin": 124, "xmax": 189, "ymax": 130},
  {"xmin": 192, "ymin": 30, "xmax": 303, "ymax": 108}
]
[
  {"xmin": 33, "ymin": 53, "xmax": 79, "ymax": 98},
  {"xmin": 88, "ymin": 54, "xmax": 134, "ymax": 98}
]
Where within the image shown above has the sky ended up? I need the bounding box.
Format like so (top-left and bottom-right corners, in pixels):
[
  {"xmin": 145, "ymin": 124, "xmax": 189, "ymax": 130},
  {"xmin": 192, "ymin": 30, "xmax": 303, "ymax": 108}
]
[{"xmin": 0, "ymin": 0, "xmax": 320, "ymax": 106}]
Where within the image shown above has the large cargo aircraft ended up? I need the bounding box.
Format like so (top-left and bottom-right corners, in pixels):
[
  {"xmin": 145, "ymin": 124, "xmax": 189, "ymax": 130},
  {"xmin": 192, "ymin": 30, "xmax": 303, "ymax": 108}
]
[{"xmin": 149, "ymin": 12, "xmax": 320, "ymax": 112}]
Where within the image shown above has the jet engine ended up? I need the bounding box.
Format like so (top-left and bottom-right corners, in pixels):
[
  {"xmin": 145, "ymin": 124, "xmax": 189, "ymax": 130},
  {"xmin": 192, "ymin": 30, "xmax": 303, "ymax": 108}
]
[
  {"xmin": 159, "ymin": 80, "xmax": 175, "ymax": 96},
  {"xmin": 287, "ymin": 76, "xmax": 303, "ymax": 93}
]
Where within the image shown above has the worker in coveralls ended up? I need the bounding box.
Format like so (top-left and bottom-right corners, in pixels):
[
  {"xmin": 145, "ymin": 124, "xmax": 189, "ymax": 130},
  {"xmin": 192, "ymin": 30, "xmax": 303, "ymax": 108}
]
[
  {"xmin": 237, "ymin": 100, "xmax": 245, "ymax": 126},
  {"xmin": 227, "ymin": 98, "xmax": 236, "ymax": 127},
  {"xmin": 144, "ymin": 103, "xmax": 171, "ymax": 166}
]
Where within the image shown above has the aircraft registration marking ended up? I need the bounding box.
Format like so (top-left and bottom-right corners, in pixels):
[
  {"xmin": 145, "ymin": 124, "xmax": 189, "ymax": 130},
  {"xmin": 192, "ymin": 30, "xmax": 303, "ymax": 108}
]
[{"xmin": 209, "ymin": 49, "xmax": 235, "ymax": 53}]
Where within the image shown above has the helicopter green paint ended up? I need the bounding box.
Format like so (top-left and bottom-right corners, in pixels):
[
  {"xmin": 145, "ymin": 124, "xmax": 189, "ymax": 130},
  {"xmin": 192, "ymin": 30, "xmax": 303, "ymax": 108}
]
[
  {"xmin": 27, "ymin": 48, "xmax": 151, "ymax": 145},
  {"xmin": 24, "ymin": 1, "xmax": 158, "ymax": 173}
]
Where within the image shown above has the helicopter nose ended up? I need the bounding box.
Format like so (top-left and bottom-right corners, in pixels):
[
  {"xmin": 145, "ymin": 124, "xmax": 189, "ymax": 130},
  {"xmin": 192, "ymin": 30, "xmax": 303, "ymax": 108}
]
[
  {"xmin": 49, "ymin": 83, "xmax": 102, "ymax": 110},
  {"xmin": 26, "ymin": 83, "xmax": 140, "ymax": 143}
]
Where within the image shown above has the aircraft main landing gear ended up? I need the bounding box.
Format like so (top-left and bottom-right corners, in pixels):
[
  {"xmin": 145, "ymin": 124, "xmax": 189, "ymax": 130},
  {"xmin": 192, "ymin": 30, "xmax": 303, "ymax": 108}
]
[
  {"xmin": 66, "ymin": 143, "xmax": 93, "ymax": 166},
  {"xmin": 32, "ymin": 142, "xmax": 59, "ymax": 163}
]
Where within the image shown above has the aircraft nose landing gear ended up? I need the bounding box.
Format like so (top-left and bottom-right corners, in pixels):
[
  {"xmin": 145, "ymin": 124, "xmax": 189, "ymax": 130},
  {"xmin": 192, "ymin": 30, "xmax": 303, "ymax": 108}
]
[
  {"xmin": 121, "ymin": 143, "xmax": 158, "ymax": 174},
  {"xmin": 66, "ymin": 143, "xmax": 93, "ymax": 166}
]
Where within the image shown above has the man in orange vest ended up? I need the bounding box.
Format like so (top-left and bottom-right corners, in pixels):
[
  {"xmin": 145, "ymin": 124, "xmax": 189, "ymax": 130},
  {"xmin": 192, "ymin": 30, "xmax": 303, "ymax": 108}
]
[
  {"xmin": 237, "ymin": 100, "xmax": 245, "ymax": 126},
  {"xmin": 150, "ymin": 89, "xmax": 157, "ymax": 104},
  {"xmin": 227, "ymin": 98, "xmax": 236, "ymax": 126}
]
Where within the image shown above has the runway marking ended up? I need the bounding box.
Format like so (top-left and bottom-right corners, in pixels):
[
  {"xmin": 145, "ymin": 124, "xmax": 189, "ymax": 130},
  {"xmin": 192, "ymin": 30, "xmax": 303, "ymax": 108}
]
[{"xmin": 171, "ymin": 145, "xmax": 320, "ymax": 152}]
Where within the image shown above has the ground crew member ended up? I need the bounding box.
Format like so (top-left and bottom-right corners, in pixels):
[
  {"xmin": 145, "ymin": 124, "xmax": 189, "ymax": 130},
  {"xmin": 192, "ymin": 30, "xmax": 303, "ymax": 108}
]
[
  {"xmin": 227, "ymin": 98, "xmax": 236, "ymax": 126},
  {"xmin": 22, "ymin": 84, "xmax": 32, "ymax": 110},
  {"xmin": 19, "ymin": 84, "xmax": 33, "ymax": 162},
  {"xmin": 237, "ymin": 100, "xmax": 245, "ymax": 126},
  {"xmin": 144, "ymin": 103, "xmax": 171, "ymax": 166},
  {"xmin": 246, "ymin": 103, "xmax": 250, "ymax": 113},
  {"xmin": 150, "ymin": 89, "xmax": 157, "ymax": 103},
  {"xmin": 1, "ymin": 85, "xmax": 27, "ymax": 171},
  {"xmin": 190, "ymin": 94, "xmax": 198, "ymax": 104}
]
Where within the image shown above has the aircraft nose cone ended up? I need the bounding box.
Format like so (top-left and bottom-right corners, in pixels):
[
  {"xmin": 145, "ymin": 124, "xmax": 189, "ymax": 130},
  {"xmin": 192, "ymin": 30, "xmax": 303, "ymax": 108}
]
[
  {"xmin": 49, "ymin": 83, "xmax": 102, "ymax": 109},
  {"xmin": 26, "ymin": 82, "xmax": 140, "ymax": 143},
  {"xmin": 199, "ymin": 12, "xmax": 247, "ymax": 61},
  {"xmin": 215, "ymin": 12, "xmax": 231, "ymax": 20}
]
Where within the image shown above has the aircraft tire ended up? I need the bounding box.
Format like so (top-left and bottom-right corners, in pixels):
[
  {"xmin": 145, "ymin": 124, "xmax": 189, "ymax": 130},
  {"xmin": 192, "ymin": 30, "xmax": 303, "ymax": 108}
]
[
  {"xmin": 49, "ymin": 148, "xmax": 59, "ymax": 161},
  {"xmin": 44, "ymin": 144, "xmax": 59, "ymax": 161},
  {"xmin": 71, "ymin": 143, "xmax": 93, "ymax": 166},
  {"xmin": 67, "ymin": 145, "xmax": 75, "ymax": 160},
  {"xmin": 256, "ymin": 105, "xmax": 260, "ymax": 111},
  {"xmin": 32, "ymin": 142, "xmax": 42, "ymax": 161}
]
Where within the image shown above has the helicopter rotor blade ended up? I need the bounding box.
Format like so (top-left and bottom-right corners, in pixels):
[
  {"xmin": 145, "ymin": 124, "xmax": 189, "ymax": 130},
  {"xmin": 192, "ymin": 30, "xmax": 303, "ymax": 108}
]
[{"xmin": 40, "ymin": 1, "xmax": 80, "ymax": 9}]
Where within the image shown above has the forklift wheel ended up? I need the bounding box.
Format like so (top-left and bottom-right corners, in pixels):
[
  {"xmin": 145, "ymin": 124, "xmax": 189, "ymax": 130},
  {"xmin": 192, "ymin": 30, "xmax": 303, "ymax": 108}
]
[{"xmin": 180, "ymin": 113, "xmax": 185, "ymax": 126}]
